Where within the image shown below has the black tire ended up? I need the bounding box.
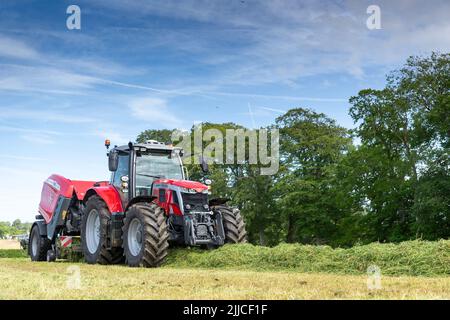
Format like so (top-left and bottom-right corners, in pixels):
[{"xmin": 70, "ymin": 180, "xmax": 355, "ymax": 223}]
[
  {"xmin": 81, "ymin": 196, "xmax": 124, "ymax": 265},
  {"xmin": 214, "ymin": 205, "xmax": 247, "ymax": 243},
  {"xmin": 46, "ymin": 250, "xmax": 56, "ymax": 262},
  {"xmin": 29, "ymin": 225, "xmax": 51, "ymax": 261},
  {"xmin": 123, "ymin": 202, "xmax": 169, "ymax": 268}
]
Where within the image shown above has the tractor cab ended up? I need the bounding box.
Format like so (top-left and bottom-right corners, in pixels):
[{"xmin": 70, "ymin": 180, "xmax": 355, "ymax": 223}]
[{"xmin": 107, "ymin": 140, "xmax": 187, "ymax": 207}]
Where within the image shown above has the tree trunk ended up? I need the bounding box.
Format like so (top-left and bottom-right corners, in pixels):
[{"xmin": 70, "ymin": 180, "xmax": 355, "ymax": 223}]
[
  {"xmin": 286, "ymin": 213, "xmax": 296, "ymax": 243},
  {"xmin": 258, "ymin": 224, "xmax": 266, "ymax": 246}
]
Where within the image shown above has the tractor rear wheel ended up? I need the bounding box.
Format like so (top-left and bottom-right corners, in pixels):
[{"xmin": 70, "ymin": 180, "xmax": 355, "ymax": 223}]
[
  {"xmin": 214, "ymin": 205, "xmax": 247, "ymax": 243},
  {"xmin": 123, "ymin": 202, "xmax": 169, "ymax": 268},
  {"xmin": 81, "ymin": 196, "xmax": 124, "ymax": 265},
  {"xmin": 29, "ymin": 225, "xmax": 51, "ymax": 261}
]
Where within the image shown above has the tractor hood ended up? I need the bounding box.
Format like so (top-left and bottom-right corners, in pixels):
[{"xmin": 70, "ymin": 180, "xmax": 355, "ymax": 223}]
[{"xmin": 155, "ymin": 179, "xmax": 208, "ymax": 192}]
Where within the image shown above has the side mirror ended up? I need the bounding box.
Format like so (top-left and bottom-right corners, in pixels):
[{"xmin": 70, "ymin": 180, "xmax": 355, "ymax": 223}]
[
  {"xmin": 109, "ymin": 151, "xmax": 119, "ymax": 172},
  {"xmin": 200, "ymin": 156, "xmax": 209, "ymax": 173}
]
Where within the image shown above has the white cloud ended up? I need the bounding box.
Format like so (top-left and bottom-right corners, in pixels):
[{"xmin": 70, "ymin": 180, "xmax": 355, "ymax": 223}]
[
  {"xmin": 0, "ymin": 107, "xmax": 96, "ymax": 124},
  {"xmin": 0, "ymin": 64, "xmax": 99, "ymax": 95},
  {"xmin": 0, "ymin": 124, "xmax": 59, "ymax": 144},
  {"xmin": 93, "ymin": 129, "xmax": 130, "ymax": 146},
  {"xmin": 129, "ymin": 97, "xmax": 182, "ymax": 128},
  {"xmin": 92, "ymin": 0, "xmax": 450, "ymax": 85},
  {"xmin": 0, "ymin": 154, "xmax": 46, "ymax": 161},
  {"xmin": 207, "ymin": 91, "xmax": 347, "ymax": 102},
  {"xmin": 20, "ymin": 133, "xmax": 55, "ymax": 145},
  {"xmin": 0, "ymin": 124, "xmax": 60, "ymax": 135},
  {"xmin": 0, "ymin": 35, "xmax": 39, "ymax": 60},
  {"xmin": 259, "ymin": 107, "xmax": 286, "ymax": 114}
]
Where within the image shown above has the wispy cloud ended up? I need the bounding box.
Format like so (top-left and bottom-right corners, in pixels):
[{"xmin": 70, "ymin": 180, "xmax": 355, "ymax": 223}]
[
  {"xmin": 0, "ymin": 154, "xmax": 46, "ymax": 161},
  {"xmin": 96, "ymin": 79, "xmax": 175, "ymax": 94},
  {"xmin": 237, "ymin": 106, "xmax": 287, "ymax": 119},
  {"xmin": 0, "ymin": 165, "xmax": 48, "ymax": 178},
  {"xmin": 207, "ymin": 91, "xmax": 347, "ymax": 102},
  {"xmin": 0, "ymin": 123, "xmax": 60, "ymax": 145},
  {"xmin": 259, "ymin": 107, "xmax": 287, "ymax": 114},
  {"xmin": 20, "ymin": 133, "xmax": 55, "ymax": 145},
  {"xmin": 0, "ymin": 34, "xmax": 39, "ymax": 60},
  {"xmin": 93, "ymin": 129, "xmax": 130, "ymax": 146},
  {"xmin": 0, "ymin": 124, "xmax": 60, "ymax": 135},
  {"xmin": 0, "ymin": 64, "xmax": 98, "ymax": 95},
  {"xmin": 129, "ymin": 97, "xmax": 183, "ymax": 128},
  {"xmin": 0, "ymin": 107, "xmax": 96, "ymax": 124},
  {"xmin": 92, "ymin": 0, "xmax": 450, "ymax": 85}
]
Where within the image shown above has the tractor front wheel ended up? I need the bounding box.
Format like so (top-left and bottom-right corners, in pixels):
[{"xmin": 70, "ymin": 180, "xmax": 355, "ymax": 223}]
[
  {"xmin": 214, "ymin": 205, "xmax": 248, "ymax": 244},
  {"xmin": 81, "ymin": 196, "xmax": 124, "ymax": 265},
  {"xmin": 123, "ymin": 202, "xmax": 169, "ymax": 268}
]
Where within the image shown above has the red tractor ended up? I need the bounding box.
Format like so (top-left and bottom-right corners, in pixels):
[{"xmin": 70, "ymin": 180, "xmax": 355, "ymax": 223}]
[{"xmin": 28, "ymin": 140, "xmax": 247, "ymax": 267}]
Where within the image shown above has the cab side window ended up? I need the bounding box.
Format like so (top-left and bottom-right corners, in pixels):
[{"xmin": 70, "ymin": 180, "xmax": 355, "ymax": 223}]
[{"xmin": 112, "ymin": 154, "xmax": 130, "ymax": 188}]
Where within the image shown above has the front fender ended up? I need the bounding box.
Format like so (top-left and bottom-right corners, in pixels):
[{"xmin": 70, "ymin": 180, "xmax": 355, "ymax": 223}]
[
  {"xmin": 209, "ymin": 198, "xmax": 231, "ymax": 207},
  {"xmin": 84, "ymin": 186, "xmax": 124, "ymax": 214}
]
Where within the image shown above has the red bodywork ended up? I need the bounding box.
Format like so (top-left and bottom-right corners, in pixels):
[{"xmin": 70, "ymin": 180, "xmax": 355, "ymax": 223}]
[
  {"xmin": 39, "ymin": 175, "xmax": 208, "ymax": 224},
  {"xmin": 153, "ymin": 179, "xmax": 208, "ymax": 216},
  {"xmin": 155, "ymin": 179, "xmax": 208, "ymax": 192},
  {"xmin": 39, "ymin": 174, "xmax": 110, "ymax": 223},
  {"xmin": 87, "ymin": 185, "xmax": 124, "ymax": 213}
]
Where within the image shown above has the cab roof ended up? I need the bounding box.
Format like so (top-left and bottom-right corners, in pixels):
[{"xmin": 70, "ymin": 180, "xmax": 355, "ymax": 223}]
[{"xmin": 114, "ymin": 140, "xmax": 176, "ymax": 153}]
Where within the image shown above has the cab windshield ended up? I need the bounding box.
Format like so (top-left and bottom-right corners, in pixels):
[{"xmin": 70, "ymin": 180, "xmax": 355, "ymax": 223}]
[{"xmin": 135, "ymin": 151, "xmax": 183, "ymax": 189}]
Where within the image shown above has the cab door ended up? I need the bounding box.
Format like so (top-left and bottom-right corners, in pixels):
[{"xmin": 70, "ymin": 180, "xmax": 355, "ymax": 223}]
[{"xmin": 111, "ymin": 153, "xmax": 130, "ymax": 206}]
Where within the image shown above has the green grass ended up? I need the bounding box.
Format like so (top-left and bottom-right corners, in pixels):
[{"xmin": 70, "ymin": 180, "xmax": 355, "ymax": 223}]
[
  {"xmin": 1, "ymin": 259, "xmax": 450, "ymax": 299},
  {"xmin": 165, "ymin": 240, "xmax": 450, "ymax": 276},
  {"xmin": 2, "ymin": 240, "xmax": 449, "ymax": 276},
  {"xmin": 1, "ymin": 240, "xmax": 449, "ymax": 299},
  {"xmin": 0, "ymin": 249, "xmax": 27, "ymax": 258}
]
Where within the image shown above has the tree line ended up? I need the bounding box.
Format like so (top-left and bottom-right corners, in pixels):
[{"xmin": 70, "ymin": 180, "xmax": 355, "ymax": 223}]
[
  {"xmin": 0, "ymin": 220, "xmax": 32, "ymax": 238},
  {"xmin": 138, "ymin": 53, "xmax": 449, "ymax": 247}
]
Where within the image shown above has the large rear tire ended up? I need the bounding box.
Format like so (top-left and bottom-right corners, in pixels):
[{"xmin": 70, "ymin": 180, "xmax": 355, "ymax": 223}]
[
  {"xmin": 81, "ymin": 196, "xmax": 124, "ymax": 265},
  {"xmin": 214, "ymin": 205, "xmax": 247, "ymax": 243},
  {"xmin": 123, "ymin": 202, "xmax": 169, "ymax": 268},
  {"xmin": 29, "ymin": 225, "xmax": 51, "ymax": 261}
]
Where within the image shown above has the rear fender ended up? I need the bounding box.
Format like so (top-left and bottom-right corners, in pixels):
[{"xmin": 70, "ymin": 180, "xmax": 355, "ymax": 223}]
[
  {"xmin": 31, "ymin": 220, "xmax": 47, "ymax": 237},
  {"xmin": 83, "ymin": 186, "xmax": 124, "ymax": 214}
]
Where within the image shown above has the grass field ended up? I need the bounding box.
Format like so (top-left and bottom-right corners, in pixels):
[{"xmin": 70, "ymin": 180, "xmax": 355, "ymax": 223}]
[
  {"xmin": 1, "ymin": 240, "xmax": 449, "ymax": 300},
  {"xmin": 0, "ymin": 257, "xmax": 449, "ymax": 300}
]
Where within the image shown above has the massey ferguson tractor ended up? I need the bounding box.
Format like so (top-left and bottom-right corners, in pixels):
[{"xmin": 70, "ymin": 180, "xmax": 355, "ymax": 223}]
[{"xmin": 28, "ymin": 140, "xmax": 247, "ymax": 267}]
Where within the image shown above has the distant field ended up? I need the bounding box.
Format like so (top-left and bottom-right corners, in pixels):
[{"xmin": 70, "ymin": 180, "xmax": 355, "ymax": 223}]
[
  {"xmin": 0, "ymin": 240, "xmax": 21, "ymax": 250},
  {"xmin": 0, "ymin": 258, "xmax": 449, "ymax": 300}
]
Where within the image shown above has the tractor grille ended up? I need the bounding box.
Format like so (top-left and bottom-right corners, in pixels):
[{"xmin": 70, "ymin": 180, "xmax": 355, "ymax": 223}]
[
  {"xmin": 196, "ymin": 224, "xmax": 209, "ymax": 238},
  {"xmin": 181, "ymin": 192, "xmax": 208, "ymax": 211}
]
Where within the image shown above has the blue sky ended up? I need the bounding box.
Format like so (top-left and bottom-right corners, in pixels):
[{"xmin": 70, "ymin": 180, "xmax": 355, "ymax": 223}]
[{"xmin": 1, "ymin": 0, "xmax": 449, "ymax": 222}]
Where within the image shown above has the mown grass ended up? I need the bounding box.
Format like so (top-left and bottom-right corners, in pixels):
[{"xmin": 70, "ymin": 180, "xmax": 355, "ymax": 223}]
[
  {"xmin": 165, "ymin": 240, "xmax": 450, "ymax": 276},
  {"xmin": 1, "ymin": 240, "xmax": 449, "ymax": 299},
  {"xmin": 1, "ymin": 259, "xmax": 449, "ymax": 299},
  {"xmin": 0, "ymin": 249, "xmax": 27, "ymax": 258},
  {"xmin": 1, "ymin": 240, "xmax": 449, "ymax": 276}
]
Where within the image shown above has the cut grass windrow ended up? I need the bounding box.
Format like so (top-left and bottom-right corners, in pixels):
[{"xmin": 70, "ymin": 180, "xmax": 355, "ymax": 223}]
[{"xmin": 2, "ymin": 240, "xmax": 449, "ymax": 276}]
